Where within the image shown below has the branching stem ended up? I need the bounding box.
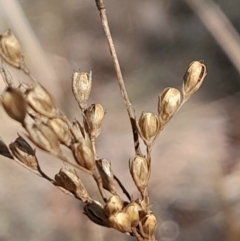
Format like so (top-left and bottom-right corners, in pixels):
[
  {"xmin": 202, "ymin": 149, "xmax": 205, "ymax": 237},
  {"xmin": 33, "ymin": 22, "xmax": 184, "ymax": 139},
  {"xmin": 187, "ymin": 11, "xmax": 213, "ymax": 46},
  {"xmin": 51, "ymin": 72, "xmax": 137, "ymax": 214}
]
[{"xmin": 95, "ymin": 0, "xmax": 142, "ymax": 156}]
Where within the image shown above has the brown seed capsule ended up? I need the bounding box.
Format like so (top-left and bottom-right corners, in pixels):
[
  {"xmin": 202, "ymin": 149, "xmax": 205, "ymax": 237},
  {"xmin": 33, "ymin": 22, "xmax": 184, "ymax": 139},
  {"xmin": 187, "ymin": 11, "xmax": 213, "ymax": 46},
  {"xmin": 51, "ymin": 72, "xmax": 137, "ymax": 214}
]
[
  {"xmin": 0, "ymin": 29, "xmax": 22, "ymax": 68},
  {"xmin": 26, "ymin": 84, "xmax": 57, "ymax": 118},
  {"xmin": 138, "ymin": 112, "xmax": 159, "ymax": 141},
  {"xmin": 55, "ymin": 166, "xmax": 90, "ymax": 202},
  {"xmin": 26, "ymin": 121, "xmax": 61, "ymax": 155},
  {"xmin": 129, "ymin": 155, "xmax": 150, "ymax": 197},
  {"xmin": 158, "ymin": 87, "xmax": 181, "ymax": 123},
  {"xmin": 141, "ymin": 212, "xmax": 158, "ymax": 238},
  {"xmin": 182, "ymin": 61, "xmax": 207, "ymax": 97},
  {"xmin": 104, "ymin": 195, "xmax": 124, "ymax": 217},
  {"xmin": 124, "ymin": 202, "xmax": 141, "ymax": 227},
  {"xmin": 84, "ymin": 201, "xmax": 110, "ymax": 227},
  {"xmin": 96, "ymin": 158, "xmax": 116, "ymax": 195},
  {"xmin": 72, "ymin": 71, "xmax": 92, "ymax": 110},
  {"xmin": 1, "ymin": 87, "xmax": 27, "ymax": 123},
  {"xmin": 47, "ymin": 118, "xmax": 72, "ymax": 147},
  {"xmin": 9, "ymin": 135, "xmax": 40, "ymax": 172},
  {"xmin": 108, "ymin": 211, "xmax": 132, "ymax": 233},
  {"xmin": 84, "ymin": 103, "xmax": 105, "ymax": 141}
]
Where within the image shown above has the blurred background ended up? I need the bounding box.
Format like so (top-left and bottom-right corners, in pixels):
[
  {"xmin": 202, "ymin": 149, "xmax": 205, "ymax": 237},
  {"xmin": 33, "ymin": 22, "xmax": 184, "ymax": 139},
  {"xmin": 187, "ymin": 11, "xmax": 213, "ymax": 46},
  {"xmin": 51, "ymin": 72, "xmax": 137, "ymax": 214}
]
[{"xmin": 0, "ymin": 0, "xmax": 240, "ymax": 240}]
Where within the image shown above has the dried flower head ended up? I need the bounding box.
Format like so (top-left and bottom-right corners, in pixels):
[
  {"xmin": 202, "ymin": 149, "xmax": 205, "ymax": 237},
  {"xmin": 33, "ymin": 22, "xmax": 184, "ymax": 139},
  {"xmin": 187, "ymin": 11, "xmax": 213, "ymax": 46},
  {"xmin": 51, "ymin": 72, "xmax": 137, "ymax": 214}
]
[
  {"xmin": 96, "ymin": 158, "xmax": 116, "ymax": 195},
  {"xmin": 1, "ymin": 87, "xmax": 27, "ymax": 124},
  {"xmin": 108, "ymin": 211, "xmax": 132, "ymax": 233},
  {"xmin": 84, "ymin": 201, "xmax": 110, "ymax": 227},
  {"xmin": 26, "ymin": 121, "xmax": 61, "ymax": 155},
  {"xmin": 26, "ymin": 84, "xmax": 57, "ymax": 118},
  {"xmin": 158, "ymin": 87, "xmax": 181, "ymax": 123},
  {"xmin": 9, "ymin": 135, "xmax": 41, "ymax": 173},
  {"xmin": 72, "ymin": 71, "xmax": 92, "ymax": 110},
  {"xmin": 85, "ymin": 103, "xmax": 105, "ymax": 141},
  {"xmin": 138, "ymin": 112, "xmax": 159, "ymax": 141},
  {"xmin": 140, "ymin": 212, "xmax": 158, "ymax": 239},
  {"xmin": 55, "ymin": 166, "xmax": 90, "ymax": 202},
  {"xmin": 182, "ymin": 60, "xmax": 207, "ymax": 97},
  {"xmin": 124, "ymin": 202, "xmax": 141, "ymax": 227},
  {"xmin": 47, "ymin": 118, "xmax": 72, "ymax": 147},
  {"xmin": 72, "ymin": 141, "xmax": 95, "ymax": 172},
  {"xmin": 0, "ymin": 29, "xmax": 22, "ymax": 68},
  {"xmin": 129, "ymin": 155, "xmax": 150, "ymax": 197},
  {"xmin": 104, "ymin": 195, "xmax": 124, "ymax": 217}
]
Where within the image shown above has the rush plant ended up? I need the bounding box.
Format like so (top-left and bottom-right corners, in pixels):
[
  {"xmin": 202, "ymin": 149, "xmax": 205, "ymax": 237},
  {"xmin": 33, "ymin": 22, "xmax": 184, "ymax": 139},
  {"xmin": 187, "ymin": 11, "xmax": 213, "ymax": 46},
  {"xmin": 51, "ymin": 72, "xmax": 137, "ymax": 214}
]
[{"xmin": 0, "ymin": 1, "xmax": 206, "ymax": 241}]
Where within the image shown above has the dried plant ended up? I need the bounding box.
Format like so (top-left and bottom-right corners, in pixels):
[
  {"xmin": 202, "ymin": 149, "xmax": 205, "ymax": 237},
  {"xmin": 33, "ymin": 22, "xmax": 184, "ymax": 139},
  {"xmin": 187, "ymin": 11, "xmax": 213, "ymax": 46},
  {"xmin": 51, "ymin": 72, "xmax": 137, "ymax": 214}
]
[{"xmin": 0, "ymin": 1, "xmax": 207, "ymax": 241}]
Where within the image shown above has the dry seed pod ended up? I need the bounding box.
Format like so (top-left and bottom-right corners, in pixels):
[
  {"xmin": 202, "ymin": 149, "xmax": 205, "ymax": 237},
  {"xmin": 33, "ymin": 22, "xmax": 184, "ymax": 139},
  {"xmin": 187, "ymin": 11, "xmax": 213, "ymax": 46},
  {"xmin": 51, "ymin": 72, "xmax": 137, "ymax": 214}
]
[
  {"xmin": 108, "ymin": 211, "xmax": 132, "ymax": 233},
  {"xmin": 1, "ymin": 87, "xmax": 27, "ymax": 123},
  {"xmin": 158, "ymin": 87, "xmax": 181, "ymax": 123},
  {"xmin": 0, "ymin": 137, "xmax": 13, "ymax": 159},
  {"xmin": 96, "ymin": 158, "xmax": 116, "ymax": 195},
  {"xmin": 124, "ymin": 202, "xmax": 141, "ymax": 227},
  {"xmin": 72, "ymin": 141, "xmax": 95, "ymax": 171},
  {"xmin": 129, "ymin": 155, "xmax": 150, "ymax": 197},
  {"xmin": 72, "ymin": 71, "xmax": 92, "ymax": 110},
  {"xmin": 84, "ymin": 201, "xmax": 110, "ymax": 227},
  {"xmin": 9, "ymin": 135, "xmax": 40, "ymax": 172},
  {"xmin": 26, "ymin": 121, "xmax": 61, "ymax": 155},
  {"xmin": 140, "ymin": 212, "xmax": 158, "ymax": 238},
  {"xmin": 182, "ymin": 61, "xmax": 206, "ymax": 97},
  {"xmin": 55, "ymin": 166, "xmax": 90, "ymax": 202},
  {"xmin": 138, "ymin": 112, "xmax": 159, "ymax": 141},
  {"xmin": 104, "ymin": 195, "xmax": 124, "ymax": 217},
  {"xmin": 85, "ymin": 104, "xmax": 104, "ymax": 141},
  {"xmin": 47, "ymin": 118, "xmax": 72, "ymax": 146},
  {"xmin": 0, "ymin": 29, "xmax": 22, "ymax": 68},
  {"xmin": 26, "ymin": 84, "xmax": 57, "ymax": 118}
]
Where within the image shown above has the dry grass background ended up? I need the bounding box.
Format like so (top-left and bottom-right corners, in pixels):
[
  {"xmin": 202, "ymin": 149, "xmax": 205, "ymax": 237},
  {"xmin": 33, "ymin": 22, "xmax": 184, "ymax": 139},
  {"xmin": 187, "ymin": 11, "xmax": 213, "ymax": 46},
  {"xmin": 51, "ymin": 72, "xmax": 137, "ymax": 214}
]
[{"xmin": 0, "ymin": 0, "xmax": 240, "ymax": 241}]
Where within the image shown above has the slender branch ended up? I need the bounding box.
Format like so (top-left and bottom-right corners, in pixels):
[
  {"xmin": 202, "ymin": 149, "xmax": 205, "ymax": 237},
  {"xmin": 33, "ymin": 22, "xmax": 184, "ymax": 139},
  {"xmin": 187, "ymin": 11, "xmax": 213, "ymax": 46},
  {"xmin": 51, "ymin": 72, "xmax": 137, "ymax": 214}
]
[{"xmin": 95, "ymin": 0, "xmax": 142, "ymax": 156}]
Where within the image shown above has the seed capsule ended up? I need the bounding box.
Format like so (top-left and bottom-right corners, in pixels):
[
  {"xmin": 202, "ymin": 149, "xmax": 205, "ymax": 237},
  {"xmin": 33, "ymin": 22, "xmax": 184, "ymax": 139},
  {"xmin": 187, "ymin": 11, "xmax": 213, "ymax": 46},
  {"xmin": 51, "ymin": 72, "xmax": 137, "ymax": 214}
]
[
  {"xmin": 72, "ymin": 71, "xmax": 92, "ymax": 110},
  {"xmin": 124, "ymin": 202, "xmax": 141, "ymax": 227},
  {"xmin": 96, "ymin": 158, "xmax": 116, "ymax": 195},
  {"xmin": 158, "ymin": 87, "xmax": 181, "ymax": 123},
  {"xmin": 85, "ymin": 104, "xmax": 105, "ymax": 141},
  {"xmin": 26, "ymin": 84, "xmax": 57, "ymax": 118},
  {"xmin": 55, "ymin": 166, "xmax": 90, "ymax": 202},
  {"xmin": 1, "ymin": 87, "xmax": 27, "ymax": 124},
  {"xmin": 47, "ymin": 118, "xmax": 72, "ymax": 147},
  {"xmin": 141, "ymin": 212, "xmax": 158, "ymax": 238},
  {"xmin": 9, "ymin": 135, "xmax": 40, "ymax": 172},
  {"xmin": 108, "ymin": 211, "xmax": 132, "ymax": 233},
  {"xmin": 84, "ymin": 201, "xmax": 110, "ymax": 227},
  {"xmin": 104, "ymin": 195, "xmax": 124, "ymax": 217},
  {"xmin": 0, "ymin": 29, "xmax": 22, "ymax": 68},
  {"xmin": 182, "ymin": 61, "xmax": 207, "ymax": 97},
  {"xmin": 72, "ymin": 141, "xmax": 95, "ymax": 172},
  {"xmin": 129, "ymin": 155, "xmax": 150, "ymax": 197},
  {"xmin": 138, "ymin": 112, "xmax": 159, "ymax": 141},
  {"xmin": 26, "ymin": 121, "xmax": 61, "ymax": 155}
]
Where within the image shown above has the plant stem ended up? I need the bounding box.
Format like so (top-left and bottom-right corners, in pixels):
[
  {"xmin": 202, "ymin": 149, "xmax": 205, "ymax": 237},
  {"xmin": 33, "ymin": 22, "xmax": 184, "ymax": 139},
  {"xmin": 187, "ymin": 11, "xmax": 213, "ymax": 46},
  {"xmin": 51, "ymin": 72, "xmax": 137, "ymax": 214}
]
[{"xmin": 95, "ymin": 0, "xmax": 142, "ymax": 156}]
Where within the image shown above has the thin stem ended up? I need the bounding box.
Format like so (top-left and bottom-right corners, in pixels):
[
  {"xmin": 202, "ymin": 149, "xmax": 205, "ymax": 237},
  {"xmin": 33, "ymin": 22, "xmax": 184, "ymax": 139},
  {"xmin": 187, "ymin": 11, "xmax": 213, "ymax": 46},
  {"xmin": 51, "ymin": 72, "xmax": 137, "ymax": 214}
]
[{"xmin": 95, "ymin": 0, "xmax": 141, "ymax": 156}]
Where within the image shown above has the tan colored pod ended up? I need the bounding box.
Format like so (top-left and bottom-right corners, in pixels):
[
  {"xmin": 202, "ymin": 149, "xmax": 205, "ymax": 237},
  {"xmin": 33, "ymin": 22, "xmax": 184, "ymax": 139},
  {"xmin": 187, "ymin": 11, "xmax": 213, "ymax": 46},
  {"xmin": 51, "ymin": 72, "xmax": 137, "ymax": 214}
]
[
  {"xmin": 158, "ymin": 87, "xmax": 181, "ymax": 123},
  {"xmin": 26, "ymin": 84, "xmax": 57, "ymax": 118},
  {"xmin": 85, "ymin": 103, "xmax": 104, "ymax": 141},
  {"xmin": 138, "ymin": 112, "xmax": 159, "ymax": 141},
  {"xmin": 182, "ymin": 60, "xmax": 207, "ymax": 97},
  {"xmin": 0, "ymin": 29, "xmax": 22, "ymax": 68},
  {"xmin": 1, "ymin": 87, "xmax": 27, "ymax": 123},
  {"xmin": 72, "ymin": 71, "xmax": 92, "ymax": 110}
]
